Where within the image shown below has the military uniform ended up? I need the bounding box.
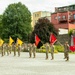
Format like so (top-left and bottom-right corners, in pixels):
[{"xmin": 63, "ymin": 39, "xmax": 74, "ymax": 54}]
[
  {"xmin": 64, "ymin": 42, "xmax": 69, "ymax": 61},
  {"xmin": 12, "ymin": 43, "xmax": 16, "ymax": 56},
  {"xmin": 9, "ymin": 46, "xmax": 12, "ymax": 54},
  {"xmin": 6, "ymin": 45, "xmax": 9, "ymax": 56},
  {"xmin": 32, "ymin": 43, "xmax": 36, "ymax": 58},
  {"xmin": 28, "ymin": 43, "xmax": 32, "ymax": 58},
  {"xmin": 45, "ymin": 43, "xmax": 50, "ymax": 59},
  {"xmin": 50, "ymin": 44, "xmax": 54, "ymax": 60},
  {"xmin": 1, "ymin": 44, "xmax": 4, "ymax": 56},
  {"xmin": 17, "ymin": 44, "xmax": 21, "ymax": 57}
]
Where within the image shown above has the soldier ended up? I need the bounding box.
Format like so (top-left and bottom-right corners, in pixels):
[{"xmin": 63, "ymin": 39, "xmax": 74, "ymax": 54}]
[
  {"xmin": 45, "ymin": 43, "xmax": 50, "ymax": 60},
  {"xmin": 50, "ymin": 44, "xmax": 54, "ymax": 60},
  {"xmin": 9, "ymin": 45, "xmax": 12, "ymax": 54},
  {"xmin": 32, "ymin": 43, "xmax": 36, "ymax": 58},
  {"xmin": 12, "ymin": 42, "xmax": 16, "ymax": 56},
  {"xmin": 1, "ymin": 43, "xmax": 4, "ymax": 56},
  {"xmin": 28, "ymin": 43, "xmax": 32, "ymax": 58},
  {"xmin": 17, "ymin": 44, "xmax": 21, "ymax": 57},
  {"xmin": 6, "ymin": 44, "xmax": 9, "ymax": 56},
  {"xmin": 64, "ymin": 41, "xmax": 70, "ymax": 61}
]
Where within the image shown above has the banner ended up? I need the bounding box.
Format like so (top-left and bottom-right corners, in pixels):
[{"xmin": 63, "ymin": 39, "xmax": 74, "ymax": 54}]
[{"xmin": 49, "ymin": 33, "xmax": 57, "ymax": 45}]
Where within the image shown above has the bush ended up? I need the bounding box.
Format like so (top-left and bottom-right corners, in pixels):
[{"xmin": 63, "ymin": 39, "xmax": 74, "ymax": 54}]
[
  {"xmin": 55, "ymin": 45, "xmax": 64, "ymax": 52},
  {"xmin": 36, "ymin": 49, "xmax": 58, "ymax": 53}
]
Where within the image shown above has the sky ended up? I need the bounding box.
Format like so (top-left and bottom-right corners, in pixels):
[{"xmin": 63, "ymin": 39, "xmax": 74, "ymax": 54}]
[{"xmin": 0, "ymin": 0, "xmax": 75, "ymax": 14}]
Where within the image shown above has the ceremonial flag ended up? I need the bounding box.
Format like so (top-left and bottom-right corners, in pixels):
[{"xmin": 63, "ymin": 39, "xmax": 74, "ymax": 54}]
[
  {"xmin": 16, "ymin": 38, "xmax": 23, "ymax": 46},
  {"xmin": 35, "ymin": 34, "xmax": 41, "ymax": 46},
  {"xmin": 9, "ymin": 37, "xmax": 14, "ymax": 46},
  {"xmin": 49, "ymin": 33, "xmax": 57, "ymax": 45},
  {"xmin": 0, "ymin": 38, "xmax": 4, "ymax": 46},
  {"xmin": 70, "ymin": 35, "xmax": 75, "ymax": 52}
]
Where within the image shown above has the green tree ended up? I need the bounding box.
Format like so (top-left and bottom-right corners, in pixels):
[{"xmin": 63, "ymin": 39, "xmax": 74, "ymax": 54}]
[
  {"xmin": 30, "ymin": 17, "xmax": 58, "ymax": 44},
  {"xmin": 2, "ymin": 2, "xmax": 32, "ymax": 42},
  {"xmin": 0, "ymin": 15, "xmax": 3, "ymax": 37}
]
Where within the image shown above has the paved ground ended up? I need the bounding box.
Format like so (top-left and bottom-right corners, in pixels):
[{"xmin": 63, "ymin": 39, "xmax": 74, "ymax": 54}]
[{"xmin": 0, "ymin": 52, "xmax": 75, "ymax": 75}]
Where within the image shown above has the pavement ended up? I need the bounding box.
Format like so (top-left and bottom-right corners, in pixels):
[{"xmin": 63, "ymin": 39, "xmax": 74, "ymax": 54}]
[{"xmin": 0, "ymin": 52, "xmax": 75, "ymax": 75}]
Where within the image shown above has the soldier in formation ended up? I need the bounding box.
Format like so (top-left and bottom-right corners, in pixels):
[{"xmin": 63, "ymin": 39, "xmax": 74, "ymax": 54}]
[
  {"xmin": 45, "ymin": 43, "xmax": 50, "ymax": 60},
  {"xmin": 32, "ymin": 43, "xmax": 36, "ymax": 58},
  {"xmin": 28, "ymin": 43, "xmax": 33, "ymax": 58},
  {"xmin": 12, "ymin": 42, "xmax": 16, "ymax": 56},
  {"xmin": 17, "ymin": 44, "xmax": 21, "ymax": 57},
  {"xmin": 64, "ymin": 41, "xmax": 70, "ymax": 61},
  {"xmin": 50, "ymin": 44, "xmax": 54, "ymax": 60}
]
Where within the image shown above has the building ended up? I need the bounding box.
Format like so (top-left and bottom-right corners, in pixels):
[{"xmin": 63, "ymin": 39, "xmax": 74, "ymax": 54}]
[
  {"xmin": 51, "ymin": 4, "xmax": 75, "ymax": 34},
  {"xmin": 31, "ymin": 11, "xmax": 51, "ymax": 28}
]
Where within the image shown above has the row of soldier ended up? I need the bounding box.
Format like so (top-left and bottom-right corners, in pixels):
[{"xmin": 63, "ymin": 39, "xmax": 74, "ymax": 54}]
[{"xmin": 0, "ymin": 41, "xmax": 70, "ymax": 61}]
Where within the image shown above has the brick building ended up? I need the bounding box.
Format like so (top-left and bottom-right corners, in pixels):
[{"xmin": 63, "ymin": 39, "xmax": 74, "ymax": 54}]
[{"xmin": 51, "ymin": 4, "xmax": 75, "ymax": 34}]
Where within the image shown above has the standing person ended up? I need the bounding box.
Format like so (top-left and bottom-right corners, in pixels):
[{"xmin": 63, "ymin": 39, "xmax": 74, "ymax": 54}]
[
  {"xmin": 12, "ymin": 42, "xmax": 16, "ymax": 56},
  {"xmin": 9, "ymin": 45, "xmax": 12, "ymax": 54},
  {"xmin": 6, "ymin": 44, "xmax": 9, "ymax": 56},
  {"xmin": 32, "ymin": 43, "xmax": 36, "ymax": 58},
  {"xmin": 45, "ymin": 43, "xmax": 50, "ymax": 60},
  {"xmin": 64, "ymin": 41, "xmax": 70, "ymax": 61},
  {"xmin": 28, "ymin": 43, "xmax": 32, "ymax": 58},
  {"xmin": 50, "ymin": 44, "xmax": 54, "ymax": 60},
  {"xmin": 1, "ymin": 44, "xmax": 4, "ymax": 56},
  {"xmin": 17, "ymin": 44, "xmax": 21, "ymax": 57}
]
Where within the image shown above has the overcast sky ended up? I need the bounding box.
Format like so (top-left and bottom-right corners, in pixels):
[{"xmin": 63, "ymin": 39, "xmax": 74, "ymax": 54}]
[{"xmin": 0, "ymin": 0, "xmax": 75, "ymax": 14}]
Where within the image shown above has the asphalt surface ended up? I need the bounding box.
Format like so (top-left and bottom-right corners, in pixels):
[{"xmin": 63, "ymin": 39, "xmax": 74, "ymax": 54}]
[{"xmin": 0, "ymin": 52, "xmax": 75, "ymax": 75}]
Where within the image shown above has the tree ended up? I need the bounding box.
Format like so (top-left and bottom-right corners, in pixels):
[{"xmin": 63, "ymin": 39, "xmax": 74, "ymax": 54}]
[
  {"xmin": 2, "ymin": 2, "xmax": 32, "ymax": 42},
  {"xmin": 0, "ymin": 15, "xmax": 3, "ymax": 37},
  {"xmin": 30, "ymin": 17, "xmax": 58, "ymax": 44}
]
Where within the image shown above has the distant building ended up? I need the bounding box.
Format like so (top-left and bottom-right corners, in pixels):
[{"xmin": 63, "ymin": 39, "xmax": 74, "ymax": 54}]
[
  {"xmin": 31, "ymin": 11, "xmax": 51, "ymax": 28},
  {"xmin": 51, "ymin": 4, "xmax": 75, "ymax": 34}
]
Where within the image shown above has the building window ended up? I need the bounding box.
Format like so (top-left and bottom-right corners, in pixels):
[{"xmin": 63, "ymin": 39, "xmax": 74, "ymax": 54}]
[
  {"xmin": 74, "ymin": 14, "xmax": 75, "ymax": 19},
  {"xmin": 58, "ymin": 16, "xmax": 60, "ymax": 21},
  {"xmin": 35, "ymin": 14, "xmax": 36, "ymax": 17},
  {"xmin": 62, "ymin": 16, "xmax": 66, "ymax": 19},
  {"xmin": 37, "ymin": 14, "xmax": 39, "ymax": 17},
  {"xmin": 55, "ymin": 16, "xmax": 57, "ymax": 19}
]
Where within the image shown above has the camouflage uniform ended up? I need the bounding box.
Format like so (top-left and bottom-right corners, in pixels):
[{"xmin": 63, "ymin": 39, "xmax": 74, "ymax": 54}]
[
  {"xmin": 12, "ymin": 43, "xmax": 16, "ymax": 56},
  {"xmin": 17, "ymin": 44, "xmax": 21, "ymax": 57},
  {"xmin": 32, "ymin": 43, "xmax": 36, "ymax": 58},
  {"xmin": 45, "ymin": 43, "xmax": 50, "ymax": 59},
  {"xmin": 1, "ymin": 44, "xmax": 4, "ymax": 56},
  {"xmin": 28, "ymin": 43, "xmax": 32, "ymax": 58},
  {"xmin": 64, "ymin": 42, "xmax": 69, "ymax": 61},
  {"xmin": 50, "ymin": 44, "xmax": 54, "ymax": 60}
]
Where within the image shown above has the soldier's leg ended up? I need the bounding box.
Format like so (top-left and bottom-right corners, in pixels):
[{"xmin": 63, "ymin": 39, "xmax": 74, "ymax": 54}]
[
  {"xmin": 7, "ymin": 50, "xmax": 9, "ymax": 56},
  {"xmin": 51, "ymin": 53, "xmax": 54, "ymax": 60},
  {"xmin": 33, "ymin": 51, "xmax": 36, "ymax": 58},
  {"xmin": 66, "ymin": 52, "xmax": 69, "ymax": 61},
  {"xmin": 64, "ymin": 52, "xmax": 66, "ymax": 59},
  {"xmin": 2, "ymin": 50, "xmax": 4, "ymax": 56},
  {"xmin": 29, "ymin": 50, "xmax": 31, "ymax": 58},
  {"xmin": 14, "ymin": 50, "xmax": 16, "ymax": 56},
  {"xmin": 18, "ymin": 50, "xmax": 20, "ymax": 57}
]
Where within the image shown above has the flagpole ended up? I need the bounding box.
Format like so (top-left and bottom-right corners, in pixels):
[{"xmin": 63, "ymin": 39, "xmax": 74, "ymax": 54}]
[{"xmin": 57, "ymin": 41, "xmax": 63, "ymax": 46}]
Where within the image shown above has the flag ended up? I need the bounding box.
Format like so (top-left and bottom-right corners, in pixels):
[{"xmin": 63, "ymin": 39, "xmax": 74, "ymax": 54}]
[
  {"xmin": 70, "ymin": 35, "xmax": 75, "ymax": 52},
  {"xmin": 49, "ymin": 33, "xmax": 57, "ymax": 45},
  {"xmin": 70, "ymin": 46, "xmax": 75, "ymax": 52},
  {"xmin": 9, "ymin": 37, "xmax": 14, "ymax": 46},
  {"xmin": 0, "ymin": 38, "xmax": 4, "ymax": 46},
  {"xmin": 35, "ymin": 34, "xmax": 41, "ymax": 46},
  {"xmin": 16, "ymin": 38, "xmax": 23, "ymax": 46}
]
